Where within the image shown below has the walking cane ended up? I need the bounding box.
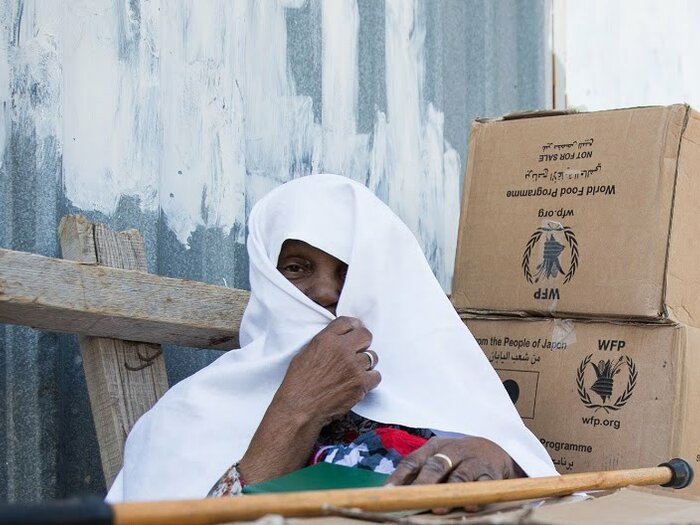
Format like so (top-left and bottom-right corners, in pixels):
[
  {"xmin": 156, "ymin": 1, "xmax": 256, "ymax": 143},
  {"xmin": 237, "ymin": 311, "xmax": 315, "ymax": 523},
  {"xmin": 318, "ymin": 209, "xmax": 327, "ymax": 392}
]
[{"xmin": 0, "ymin": 459, "xmax": 693, "ymax": 525}]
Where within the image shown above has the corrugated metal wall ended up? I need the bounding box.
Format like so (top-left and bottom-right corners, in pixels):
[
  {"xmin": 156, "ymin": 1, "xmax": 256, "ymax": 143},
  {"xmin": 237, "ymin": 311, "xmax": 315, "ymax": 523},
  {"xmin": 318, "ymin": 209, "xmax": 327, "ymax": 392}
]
[{"xmin": 0, "ymin": 0, "xmax": 548, "ymax": 502}]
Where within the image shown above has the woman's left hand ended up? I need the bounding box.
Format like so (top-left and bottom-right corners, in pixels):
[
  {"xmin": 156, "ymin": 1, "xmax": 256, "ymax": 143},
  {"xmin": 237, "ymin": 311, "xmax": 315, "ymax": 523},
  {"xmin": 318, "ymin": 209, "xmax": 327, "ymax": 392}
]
[
  {"xmin": 386, "ymin": 436, "xmax": 523, "ymax": 513},
  {"xmin": 386, "ymin": 436, "xmax": 522, "ymax": 486}
]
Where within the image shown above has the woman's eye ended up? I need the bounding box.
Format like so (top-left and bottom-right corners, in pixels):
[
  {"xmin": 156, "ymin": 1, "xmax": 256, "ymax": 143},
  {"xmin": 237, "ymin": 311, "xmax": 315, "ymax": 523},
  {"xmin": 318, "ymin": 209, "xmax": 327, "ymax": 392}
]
[{"xmin": 279, "ymin": 260, "xmax": 311, "ymax": 276}]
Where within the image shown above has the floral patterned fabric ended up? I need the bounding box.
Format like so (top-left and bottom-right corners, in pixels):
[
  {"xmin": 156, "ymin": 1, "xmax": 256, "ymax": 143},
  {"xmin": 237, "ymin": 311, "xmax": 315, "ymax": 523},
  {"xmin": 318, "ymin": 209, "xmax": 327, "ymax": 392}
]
[
  {"xmin": 313, "ymin": 426, "xmax": 429, "ymax": 474},
  {"xmin": 207, "ymin": 462, "xmax": 245, "ymax": 497},
  {"xmin": 208, "ymin": 412, "xmax": 432, "ymax": 497}
]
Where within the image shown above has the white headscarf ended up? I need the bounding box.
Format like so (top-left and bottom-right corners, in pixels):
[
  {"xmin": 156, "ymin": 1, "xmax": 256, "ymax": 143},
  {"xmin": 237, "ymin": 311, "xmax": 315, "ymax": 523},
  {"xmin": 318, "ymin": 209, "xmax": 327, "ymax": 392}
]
[{"xmin": 107, "ymin": 174, "xmax": 555, "ymax": 502}]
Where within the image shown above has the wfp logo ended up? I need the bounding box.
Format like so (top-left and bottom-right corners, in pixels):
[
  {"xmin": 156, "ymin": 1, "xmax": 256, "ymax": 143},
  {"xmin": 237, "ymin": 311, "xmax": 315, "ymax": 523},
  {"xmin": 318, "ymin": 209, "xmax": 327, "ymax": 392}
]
[
  {"xmin": 522, "ymin": 224, "xmax": 579, "ymax": 284},
  {"xmin": 576, "ymin": 354, "xmax": 637, "ymax": 413}
]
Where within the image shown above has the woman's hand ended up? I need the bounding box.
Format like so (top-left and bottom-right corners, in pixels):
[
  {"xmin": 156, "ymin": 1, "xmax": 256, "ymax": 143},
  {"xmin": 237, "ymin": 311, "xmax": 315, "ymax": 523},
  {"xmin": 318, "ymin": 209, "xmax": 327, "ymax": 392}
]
[
  {"xmin": 386, "ymin": 436, "xmax": 523, "ymax": 513},
  {"xmin": 274, "ymin": 316, "xmax": 381, "ymax": 426},
  {"xmin": 388, "ymin": 436, "xmax": 521, "ymax": 485},
  {"xmin": 240, "ymin": 317, "xmax": 380, "ymax": 484}
]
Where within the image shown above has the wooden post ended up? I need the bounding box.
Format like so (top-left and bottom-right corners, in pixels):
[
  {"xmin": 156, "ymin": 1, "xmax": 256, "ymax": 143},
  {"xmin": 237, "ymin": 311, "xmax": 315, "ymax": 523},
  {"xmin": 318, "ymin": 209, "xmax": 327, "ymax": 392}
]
[{"xmin": 59, "ymin": 215, "xmax": 169, "ymax": 488}]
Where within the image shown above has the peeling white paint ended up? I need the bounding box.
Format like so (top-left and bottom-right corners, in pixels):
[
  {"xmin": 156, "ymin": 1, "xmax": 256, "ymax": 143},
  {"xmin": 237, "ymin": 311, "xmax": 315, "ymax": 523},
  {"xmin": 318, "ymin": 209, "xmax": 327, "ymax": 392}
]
[
  {"xmin": 5, "ymin": 1, "xmax": 62, "ymax": 147},
  {"xmin": 380, "ymin": 0, "xmax": 461, "ymax": 289},
  {"xmin": 0, "ymin": 2, "xmax": 13, "ymax": 165},
  {"xmin": 442, "ymin": 146, "xmax": 461, "ymax": 289},
  {"xmin": 39, "ymin": 0, "xmax": 460, "ymax": 287},
  {"xmin": 158, "ymin": 1, "xmax": 247, "ymax": 244},
  {"xmin": 321, "ymin": 0, "xmax": 369, "ymax": 182},
  {"xmin": 1, "ymin": 1, "xmax": 64, "ymax": 499},
  {"xmin": 239, "ymin": 0, "xmax": 319, "ymax": 196},
  {"xmin": 62, "ymin": 1, "xmax": 159, "ymax": 213}
]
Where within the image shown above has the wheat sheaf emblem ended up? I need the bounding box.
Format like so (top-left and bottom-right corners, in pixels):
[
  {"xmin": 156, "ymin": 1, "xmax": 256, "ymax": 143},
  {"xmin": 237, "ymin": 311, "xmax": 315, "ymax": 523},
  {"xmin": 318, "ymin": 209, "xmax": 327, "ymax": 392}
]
[
  {"xmin": 576, "ymin": 354, "xmax": 637, "ymax": 413},
  {"xmin": 522, "ymin": 225, "xmax": 579, "ymax": 284}
]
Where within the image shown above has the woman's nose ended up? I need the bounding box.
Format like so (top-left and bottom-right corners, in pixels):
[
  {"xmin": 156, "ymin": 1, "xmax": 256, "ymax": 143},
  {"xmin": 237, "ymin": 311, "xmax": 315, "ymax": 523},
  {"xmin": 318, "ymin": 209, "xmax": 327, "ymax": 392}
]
[{"xmin": 306, "ymin": 274, "xmax": 342, "ymax": 314}]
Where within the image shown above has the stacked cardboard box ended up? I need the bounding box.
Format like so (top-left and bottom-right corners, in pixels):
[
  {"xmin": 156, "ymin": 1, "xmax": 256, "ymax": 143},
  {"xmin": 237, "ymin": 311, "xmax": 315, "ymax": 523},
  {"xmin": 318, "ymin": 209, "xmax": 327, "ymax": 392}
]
[{"xmin": 452, "ymin": 104, "xmax": 700, "ymax": 494}]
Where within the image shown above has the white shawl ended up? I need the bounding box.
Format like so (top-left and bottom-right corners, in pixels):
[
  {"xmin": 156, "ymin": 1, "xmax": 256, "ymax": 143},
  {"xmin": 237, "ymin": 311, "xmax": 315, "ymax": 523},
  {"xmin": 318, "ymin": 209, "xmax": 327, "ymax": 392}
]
[{"xmin": 107, "ymin": 174, "xmax": 555, "ymax": 502}]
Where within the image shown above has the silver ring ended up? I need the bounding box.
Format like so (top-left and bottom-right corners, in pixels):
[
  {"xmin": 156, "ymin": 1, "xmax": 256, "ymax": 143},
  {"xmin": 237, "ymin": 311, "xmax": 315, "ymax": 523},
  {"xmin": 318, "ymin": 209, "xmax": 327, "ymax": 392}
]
[
  {"xmin": 360, "ymin": 351, "xmax": 375, "ymax": 371},
  {"xmin": 432, "ymin": 453, "xmax": 454, "ymax": 470}
]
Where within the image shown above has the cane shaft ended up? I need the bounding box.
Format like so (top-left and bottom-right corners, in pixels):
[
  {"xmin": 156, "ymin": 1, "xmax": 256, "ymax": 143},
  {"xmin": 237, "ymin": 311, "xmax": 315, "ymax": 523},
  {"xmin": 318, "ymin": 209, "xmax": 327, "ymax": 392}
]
[{"xmin": 113, "ymin": 465, "xmax": 674, "ymax": 525}]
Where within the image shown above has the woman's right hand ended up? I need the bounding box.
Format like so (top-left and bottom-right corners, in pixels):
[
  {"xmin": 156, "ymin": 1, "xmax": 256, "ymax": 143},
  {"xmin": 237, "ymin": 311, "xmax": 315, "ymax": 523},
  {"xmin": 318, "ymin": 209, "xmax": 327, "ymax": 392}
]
[
  {"xmin": 240, "ymin": 317, "xmax": 380, "ymax": 484},
  {"xmin": 274, "ymin": 316, "xmax": 381, "ymax": 426}
]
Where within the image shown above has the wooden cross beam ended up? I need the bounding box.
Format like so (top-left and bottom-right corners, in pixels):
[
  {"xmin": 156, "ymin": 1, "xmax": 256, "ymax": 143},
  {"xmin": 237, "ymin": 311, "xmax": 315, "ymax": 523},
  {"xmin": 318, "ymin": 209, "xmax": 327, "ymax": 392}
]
[{"xmin": 0, "ymin": 233, "xmax": 249, "ymax": 351}]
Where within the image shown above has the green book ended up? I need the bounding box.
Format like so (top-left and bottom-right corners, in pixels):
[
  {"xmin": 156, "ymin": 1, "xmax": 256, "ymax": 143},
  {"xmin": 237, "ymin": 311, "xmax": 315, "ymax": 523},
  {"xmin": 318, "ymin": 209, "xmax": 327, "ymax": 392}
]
[{"xmin": 242, "ymin": 462, "xmax": 389, "ymax": 494}]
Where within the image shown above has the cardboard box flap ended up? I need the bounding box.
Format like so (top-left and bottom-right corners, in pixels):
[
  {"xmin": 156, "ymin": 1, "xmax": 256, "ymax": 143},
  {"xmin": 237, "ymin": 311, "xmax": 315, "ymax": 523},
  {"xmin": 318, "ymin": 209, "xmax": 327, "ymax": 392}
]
[
  {"xmin": 665, "ymin": 107, "xmax": 700, "ymax": 326},
  {"xmin": 475, "ymin": 103, "xmax": 689, "ymax": 123},
  {"xmin": 476, "ymin": 108, "xmax": 578, "ymax": 123}
]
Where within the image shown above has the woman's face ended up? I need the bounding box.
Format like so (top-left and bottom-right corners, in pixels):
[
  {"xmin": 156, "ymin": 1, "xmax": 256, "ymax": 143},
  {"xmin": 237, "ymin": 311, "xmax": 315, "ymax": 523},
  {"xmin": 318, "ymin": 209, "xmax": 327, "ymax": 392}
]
[{"xmin": 277, "ymin": 239, "xmax": 348, "ymax": 316}]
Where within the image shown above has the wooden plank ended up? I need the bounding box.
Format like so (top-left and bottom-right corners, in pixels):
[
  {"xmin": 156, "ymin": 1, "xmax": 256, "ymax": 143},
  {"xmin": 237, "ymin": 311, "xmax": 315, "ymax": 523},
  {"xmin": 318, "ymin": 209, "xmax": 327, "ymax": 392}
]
[
  {"xmin": 59, "ymin": 215, "xmax": 171, "ymax": 486},
  {"xmin": 0, "ymin": 248, "xmax": 249, "ymax": 350}
]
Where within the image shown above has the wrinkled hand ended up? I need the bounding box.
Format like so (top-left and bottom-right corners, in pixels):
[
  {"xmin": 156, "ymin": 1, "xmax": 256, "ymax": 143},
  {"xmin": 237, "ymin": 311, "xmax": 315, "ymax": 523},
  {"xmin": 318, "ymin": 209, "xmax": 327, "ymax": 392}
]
[
  {"xmin": 388, "ymin": 436, "xmax": 519, "ymax": 485},
  {"xmin": 386, "ymin": 436, "xmax": 523, "ymax": 513},
  {"xmin": 274, "ymin": 316, "xmax": 381, "ymax": 427}
]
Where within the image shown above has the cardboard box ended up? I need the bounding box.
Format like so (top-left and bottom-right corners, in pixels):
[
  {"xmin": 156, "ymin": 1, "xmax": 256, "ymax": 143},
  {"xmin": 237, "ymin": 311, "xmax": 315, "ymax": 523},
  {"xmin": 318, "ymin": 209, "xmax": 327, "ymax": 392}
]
[
  {"xmin": 452, "ymin": 104, "xmax": 700, "ymax": 323},
  {"xmin": 297, "ymin": 489, "xmax": 700, "ymax": 525},
  {"xmin": 464, "ymin": 316, "xmax": 700, "ymax": 496}
]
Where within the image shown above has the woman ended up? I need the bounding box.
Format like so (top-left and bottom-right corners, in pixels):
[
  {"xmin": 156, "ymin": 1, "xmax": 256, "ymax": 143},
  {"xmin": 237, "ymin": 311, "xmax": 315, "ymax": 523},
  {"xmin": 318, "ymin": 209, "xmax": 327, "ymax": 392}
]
[{"xmin": 107, "ymin": 174, "xmax": 556, "ymax": 502}]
